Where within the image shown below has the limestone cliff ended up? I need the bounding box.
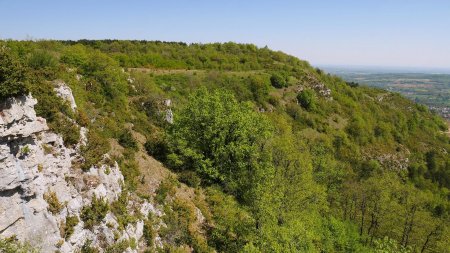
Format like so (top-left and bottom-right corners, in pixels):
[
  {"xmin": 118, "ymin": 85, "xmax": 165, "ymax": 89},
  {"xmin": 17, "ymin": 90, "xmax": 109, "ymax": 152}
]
[{"xmin": 0, "ymin": 91, "xmax": 157, "ymax": 252}]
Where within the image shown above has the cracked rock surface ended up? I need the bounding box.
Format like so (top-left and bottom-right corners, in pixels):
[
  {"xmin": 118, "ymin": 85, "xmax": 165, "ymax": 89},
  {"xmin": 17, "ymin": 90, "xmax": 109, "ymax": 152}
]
[{"xmin": 0, "ymin": 91, "xmax": 156, "ymax": 252}]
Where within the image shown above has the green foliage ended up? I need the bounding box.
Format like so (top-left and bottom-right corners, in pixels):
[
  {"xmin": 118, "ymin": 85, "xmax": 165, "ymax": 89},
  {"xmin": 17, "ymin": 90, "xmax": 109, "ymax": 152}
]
[
  {"xmin": 50, "ymin": 113, "xmax": 81, "ymax": 146},
  {"xmin": 0, "ymin": 237, "xmax": 37, "ymax": 253},
  {"xmin": 118, "ymin": 130, "xmax": 138, "ymax": 150},
  {"xmin": 81, "ymin": 130, "xmax": 110, "ymax": 170},
  {"xmin": 61, "ymin": 44, "xmax": 89, "ymax": 67},
  {"xmin": 1, "ymin": 40, "xmax": 449, "ymax": 252},
  {"xmin": 105, "ymin": 240, "xmax": 131, "ymax": 253},
  {"xmin": 155, "ymin": 176, "xmax": 178, "ymax": 204},
  {"xmin": 27, "ymin": 49, "xmax": 57, "ymax": 70},
  {"xmin": 81, "ymin": 240, "xmax": 99, "ymax": 253},
  {"xmin": 206, "ymin": 187, "xmax": 256, "ymax": 252},
  {"xmin": 81, "ymin": 195, "xmax": 109, "ymax": 229},
  {"xmin": 144, "ymin": 138, "xmax": 168, "ymax": 161},
  {"xmin": 43, "ymin": 190, "xmax": 64, "ymax": 214},
  {"xmin": 20, "ymin": 145, "xmax": 31, "ymax": 156},
  {"xmin": 30, "ymin": 79, "xmax": 80, "ymax": 146},
  {"xmin": 178, "ymin": 170, "xmax": 202, "ymax": 188},
  {"xmin": 160, "ymin": 198, "xmax": 194, "ymax": 246},
  {"xmin": 111, "ymin": 191, "xmax": 137, "ymax": 229},
  {"xmin": 0, "ymin": 46, "xmax": 28, "ymax": 100},
  {"xmin": 297, "ymin": 89, "xmax": 317, "ymax": 111},
  {"xmin": 248, "ymin": 75, "xmax": 270, "ymax": 104},
  {"xmin": 63, "ymin": 215, "xmax": 80, "ymax": 239},
  {"xmin": 160, "ymin": 197, "xmax": 212, "ymax": 251},
  {"xmin": 143, "ymin": 214, "xmax": 156, "ymax": 248},
  {"xmin": 167, "ymin": 88, "xmax": 272, "ymax": 200},
  {"xmin": 118, "ymin": 159, "xmax": 140, "ymax": 190},
  {"xmin": 373, "ymin": 237, "xmax": 411, "ymax": 253},
  {"xmin": 270, "ymin": 72, "xmax": 287, "ymax": 88}
]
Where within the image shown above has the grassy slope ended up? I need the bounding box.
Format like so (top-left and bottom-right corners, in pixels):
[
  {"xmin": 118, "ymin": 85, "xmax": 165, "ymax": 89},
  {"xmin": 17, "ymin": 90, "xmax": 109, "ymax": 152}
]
[{"xmin": 1, "ymin": 40, "xmax": 449, "ymax": 252}]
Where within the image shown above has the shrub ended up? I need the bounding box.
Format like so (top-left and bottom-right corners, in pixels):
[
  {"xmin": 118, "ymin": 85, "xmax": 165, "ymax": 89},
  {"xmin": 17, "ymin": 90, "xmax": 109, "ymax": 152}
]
[
  {"xmin": 144, "ymin": 138, "xmax": 168, "ymax": 161},
  {"xmin": 76, "ymin": 109, "xmax": 90, "ymax": 127},
  {"xmin": 81, "ymin": 195, "xmax": 109, "ymax": 229},
  {"xmin": 118, "ymin": 130, "xmax": 138, "ymax": 150},
  {"xmin": 178, "ymin": 171, "xmax": 201, "ymax": 188},
  {"xmin": 160, "ymin": 198, "xmax": 196, "ymax": 246},
  {"xmin": 0, "ymin": 46, "xmax": 28, "ymax": 100},
  {"xmin": 20, "ymin": 145, "xmax": 31, "ymax": 156},
  {"xmin": 248, "ymin": 75, "xmax": 270, "ymax": 103},
  {"xmin": 143, "ymin": 214, "xmax": 156, "ymax": 248},
  {"xmin": 155, "ymin": 176, "xmax": 178, "ymax": 204},
  {"xmin": 81, "ymin": 240, "xmax": 99, "ymax": 253},
  {"xmin": 43, "ymin": 191, "xmax": 64, "ymax": 214},
  {"xmin": 297, "ymin": 89, "xmax": 317, "ymax": 111},
  {"xmin": 49, "ymin": 114, "xmax": 80, "ymax": 146},
  {"xmin": 27, "ymin": 50, "xmax": 57, "ymax": 70},
  {"xmin": 270, "ymin": 73, "xmax": 287, "ymax": 88},
  {"xmin": 62, "ymin": 215, "xmax": 79, "ymax": 239},
  {"xmin": 104, "ymin": 240, "xmax": 130, "ymax": 253},
  {"xmin": 118, "ymin": 159, "xmax": 140, "ymax": 190},
  {"xmin": 0, "ymin": 236, "xmax": 38, "ymax": 253},
  {"xmin": 110, "ymin": 191, "xmax": 137, "ymax": 229},
  {"xmin": 81, "ymin": 130, "xmax": 110, "ymax": 170}
]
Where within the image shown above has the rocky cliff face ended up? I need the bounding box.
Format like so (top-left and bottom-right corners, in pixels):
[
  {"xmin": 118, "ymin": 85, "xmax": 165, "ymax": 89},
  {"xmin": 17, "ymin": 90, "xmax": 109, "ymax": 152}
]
[{"xmin": 0, "ymin": 88, "xmax": 157, "ymax": 252}]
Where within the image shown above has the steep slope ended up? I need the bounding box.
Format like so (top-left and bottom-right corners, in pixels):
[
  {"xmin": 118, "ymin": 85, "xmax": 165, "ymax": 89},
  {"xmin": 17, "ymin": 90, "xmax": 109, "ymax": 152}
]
[
  {"xmin": 0, "ymin": 40, "xmax": 449, "ymax": 253},
  {"xmin": 0, "ymin": 90, "xmax": 155, "ymax": 252}
]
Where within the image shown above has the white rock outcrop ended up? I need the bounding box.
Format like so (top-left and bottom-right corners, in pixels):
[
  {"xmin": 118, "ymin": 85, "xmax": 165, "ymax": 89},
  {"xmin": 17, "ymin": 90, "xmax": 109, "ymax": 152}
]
[
  {"xmin": 0, "ymin": 90, "xmax": 157, "ymax": 252},
  {"xmin": 54, "ymin": 81, "xmax": 77, "ymax": 112}
]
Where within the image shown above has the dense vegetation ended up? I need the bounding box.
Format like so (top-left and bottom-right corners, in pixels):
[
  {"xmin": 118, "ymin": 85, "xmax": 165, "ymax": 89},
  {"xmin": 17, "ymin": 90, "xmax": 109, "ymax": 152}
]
[{"xmin": 1, "ymin": 40, "xmax": 449, "ymax": 253}]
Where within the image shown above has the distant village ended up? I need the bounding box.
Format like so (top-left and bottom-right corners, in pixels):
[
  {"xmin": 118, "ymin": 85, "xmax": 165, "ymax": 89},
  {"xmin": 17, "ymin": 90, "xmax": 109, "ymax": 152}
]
[{"xmin": 430, "ymin": 106, "xmax": 450, "ymax": 120}]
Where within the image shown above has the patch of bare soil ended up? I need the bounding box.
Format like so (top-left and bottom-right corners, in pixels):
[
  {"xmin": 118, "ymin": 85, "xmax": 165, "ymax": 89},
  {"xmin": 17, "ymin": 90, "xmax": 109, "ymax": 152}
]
[{"xmin": 130, "ymin": 130, "xmax": 198, "ymax": 201}]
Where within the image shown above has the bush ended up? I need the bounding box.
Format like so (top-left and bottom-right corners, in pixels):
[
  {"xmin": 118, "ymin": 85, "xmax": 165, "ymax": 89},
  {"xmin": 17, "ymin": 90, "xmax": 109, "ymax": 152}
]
[
  {"xmin": 118, "ymin": 130, "xmax": 138, "ymax": 150},
  {"xmin": 270, "ymin": 73, "xmax": 287, "ymax": 88},
  {"xmin": 160, "ymin": 198, "xmax": 196, "ymax": 246},
  {"xmin": 143, "ymin": 214, "xmax": 156, "ymax": 248},
  {"xmin": 110, "ymin": 191, "xmax": 137, "ymax": 229},
  {"xmin": 104, "ymin": 240, "xmax": 130, "ymax": 253},
  {"xmin": 49, "ymin": 114, "xmax": 81, "ymax": 146},
  {"xmin": 155, "ymin": 176, "xmax": 178, "ymax": 204},
  {"xmin": 81, "ymin": 130, "xmax": 110, "ymax": 170},
  {"xmin": 81, "ymin": 240, "xmax": 99, "ymax": 253},
  {"xmin": 81, "ymin": 195, "xmax": 109, "ymax": 229},
  {"xmin": 297, "ymin": 89, "xmax": 316, "ymax": 111},
  {"xmin": 20, "ymin": 145, "xmax": 31, "ymax": 156},
  {"xmin": 248, "ymin": 75, "xmax": 270, "ymax": 103},
  {"xmin": 43, "ymin": 191, "xmax": 64, "ymax": 214},
  {"xmin": 0, "ymin": 46, "xmax": 28, "ymax": 100},
  {"xmin": 27, "ymin": 50, "xmax": 57, "ymax": 70},
  {"xmin": 0, "ymin": 236, "xmax": 37, "ymax": 253},
  {"xmin": 144, "ymin": 138, "xmax": 168, "ymax": 161},
  {"xmin": 118, "ymin": 159, "xmax": 140, "ymax": 190},
  {"xmin": 62, "ymin": 215, "xmax": 79, "ymax": 239},
  {"xmin": 178, "ymin": 171, "xmax": 201, "ymax": 188}
]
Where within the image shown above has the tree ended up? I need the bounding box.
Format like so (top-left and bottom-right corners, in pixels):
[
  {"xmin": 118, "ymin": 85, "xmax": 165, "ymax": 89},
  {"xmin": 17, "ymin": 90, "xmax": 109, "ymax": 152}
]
[
  {"xmin": 0, "ymin": 46, "xmax": 28, "ymax": 100},
  {"xmin": 167, "ymin": 88, "xmax": 272, "ymax": 201}
]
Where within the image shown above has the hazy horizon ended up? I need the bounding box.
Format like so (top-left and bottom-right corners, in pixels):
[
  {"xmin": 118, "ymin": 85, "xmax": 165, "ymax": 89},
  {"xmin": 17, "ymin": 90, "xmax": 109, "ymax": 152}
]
[{"xmin": 1, "ymin": 0, "xmax": 450, "ymax": 69}]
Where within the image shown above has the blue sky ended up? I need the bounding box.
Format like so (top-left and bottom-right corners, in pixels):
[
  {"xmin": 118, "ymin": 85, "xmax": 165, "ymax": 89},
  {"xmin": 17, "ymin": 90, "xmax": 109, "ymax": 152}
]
[{"xmin": 1, "ymin": 0, "xmax": 449, "ymax": 69}]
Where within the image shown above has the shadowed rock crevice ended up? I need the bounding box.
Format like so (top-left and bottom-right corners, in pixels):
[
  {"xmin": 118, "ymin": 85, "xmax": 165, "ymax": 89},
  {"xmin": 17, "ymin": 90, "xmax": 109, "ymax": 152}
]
[{"xmin": 0, "ymin": 185, "xmax": 22, "ymax": 198}]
